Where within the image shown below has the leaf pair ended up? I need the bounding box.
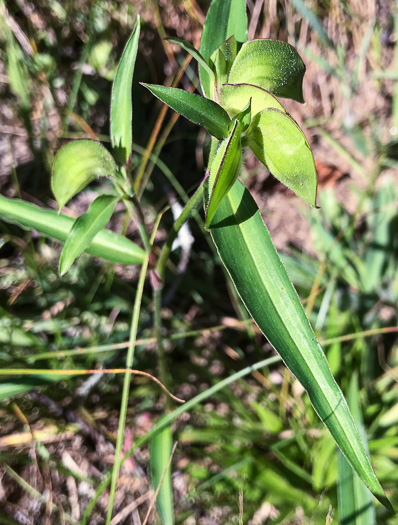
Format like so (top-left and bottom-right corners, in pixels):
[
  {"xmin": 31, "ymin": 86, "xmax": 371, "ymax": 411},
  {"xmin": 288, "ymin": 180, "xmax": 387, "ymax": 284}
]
[{"xmin": 50, "ymin": 17, "xmax": 143, "ymax": 275}]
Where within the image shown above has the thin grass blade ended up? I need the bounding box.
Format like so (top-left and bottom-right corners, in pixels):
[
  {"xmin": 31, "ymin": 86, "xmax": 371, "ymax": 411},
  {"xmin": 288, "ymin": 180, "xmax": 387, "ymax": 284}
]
[
  {"xmin": 338, "ymin": 373, "xmax": 376, "ymax": 524},
  {"xmin": 150, "ymin": 426, "xmax": 175, "ymax": 525}
]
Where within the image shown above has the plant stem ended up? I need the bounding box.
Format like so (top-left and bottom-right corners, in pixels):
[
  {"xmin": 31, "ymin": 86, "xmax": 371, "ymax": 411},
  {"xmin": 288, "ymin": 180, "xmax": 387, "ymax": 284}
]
[
  {"xmin": 106, "ymin": 254, "xmax": 149, "ymax": 525},
  {"xmin": 156, "ymin": 184, "xmax": 203, "ymax": 280},
  {"xmin": 153, "ymin": 286, "xmax": 173, "ymax": 410},
  {"xmin": 153, "ymin": 184, "xmax": 203, "ymax": 409}
]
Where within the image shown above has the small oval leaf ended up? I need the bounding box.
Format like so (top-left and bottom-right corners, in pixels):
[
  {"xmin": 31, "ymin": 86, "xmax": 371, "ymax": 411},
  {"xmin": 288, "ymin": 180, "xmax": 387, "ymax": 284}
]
[
  {"xmin": 142, "ymin": 84, "xmax": 231, "ymax": 139},
  {"xmin": 228, "ymin": 39, "xmax": 306, "ymax": 103},
  {"xmin": 220, "ymin": 83, "xmax": 285, "ymax": 117},
  {"xmin": 200, "ymin": 0, "xmax": 248, "ymax": 99},
  {"xmin": 52, "ymin": 140, "xmax": 117, "ymax": 211},
  {"xmin": 111, "ymin": 17, "xmax": 140, "ymax": 165},
  {"xmin": 59, "ymin": 195, "xmax": 119, "ymax": 275},
  {"xmin": 206, "ymin": 120, "xmax": 242, "ymax": 228},
  {"xmin": 246, "ymin": 108, "xmax": 317, "ymax": 206}
]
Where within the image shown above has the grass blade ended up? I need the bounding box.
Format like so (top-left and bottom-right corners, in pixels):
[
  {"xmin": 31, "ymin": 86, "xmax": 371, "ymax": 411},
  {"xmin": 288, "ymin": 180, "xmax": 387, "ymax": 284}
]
[
  {"xmin": 110, "ymin": 17, "xmax": 140, "ymax": 165},
  {"xmin": 166, "ymin": 36, "xmax": 214, "ymax": 80},
  {"xmin": 208, "ymin": 178, "xmax": 391, "ymax": 512},
  {"xmin": 290, "ymin": 0, "xmax": 334, "ymax": 49},
  {"xmin": 150, "ymin": 426, "xmax": 175, "ymax": 524},
  {"xmin": 59, "ymin": 195, "xmax": 119, "ymax": 275},
  {"xmin": 199, "ymin": 0, "xmax": 248, "ymax": 98},
  {"xmin": 0, "ymin": 194, "xmax": 145, "ymax": 265},
  {"xmin": 338, "ymin": 373, "xmax": 376, "ymax": 524}
]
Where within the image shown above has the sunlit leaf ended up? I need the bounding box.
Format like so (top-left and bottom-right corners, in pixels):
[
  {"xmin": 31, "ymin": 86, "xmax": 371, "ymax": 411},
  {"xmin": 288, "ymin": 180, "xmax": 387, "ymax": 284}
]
[
  {"xmin": 150, "ymin": 426, "xmax": 174, "ymax": 525},
  {"xmin": 228, "ymin": 39, "xmax": 306, "ymax": 103},
  {"xmin": 142, "ymin": 84, "xmax": 230, "ymax": 139},
  {"xmin": 200, "ymin": 0, "xmax": 247, "ymax": 99},
  {"xmin": 206, "ymin": 120, "xmax": 242, "ymax": 228},
  {"xmin": 246, "ymin": 108, "xmax": 317, "ymax": 206},
  {"xmin": 110, "ymin": 17, "xmax": 140, "ymax": 164},
  {"xmin": 52, "ymin": 140, "xmax": 117, "ymax": 210},
  {"xmin": 207, "ymin": 178, "xmax": 391, "ymax": 512},
  {"xmin": 0, "ymin": 194, "xmax": 145, "ymax": 266},
  {"xmin": 59, "ymin": 195, "xmax": 119, "ymax": 275},
  {"xmin": 220, "ymin": 83, "xmax": 285, "ymax": 117}
]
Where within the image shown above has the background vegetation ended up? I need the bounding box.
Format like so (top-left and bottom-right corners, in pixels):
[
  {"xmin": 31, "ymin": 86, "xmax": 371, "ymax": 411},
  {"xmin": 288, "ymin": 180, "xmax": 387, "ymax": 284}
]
[{"xmin": 0, "ymin": 0, "xmax": 397, "ymax": 523}]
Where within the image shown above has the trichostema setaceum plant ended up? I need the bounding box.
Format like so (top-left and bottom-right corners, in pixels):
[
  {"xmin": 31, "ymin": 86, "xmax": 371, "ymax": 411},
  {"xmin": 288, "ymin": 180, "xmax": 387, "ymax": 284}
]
[{"xmin": 0, "ymin": 0, "xmax": 393, "ymax": 522}]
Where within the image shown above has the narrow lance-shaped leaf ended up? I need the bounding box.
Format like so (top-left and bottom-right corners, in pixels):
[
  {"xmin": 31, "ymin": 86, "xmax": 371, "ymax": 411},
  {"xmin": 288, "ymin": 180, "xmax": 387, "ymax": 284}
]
[
  {"xmin": 200, "ymin": 0, "xmax": 248, "ymax": 99},
  {"xmin": 110, "ymin": 16, "xmax": 140, "ymax": 165},
  {"xmin": 228, "ymin": 39, "xmax": 306, "ymax": 103},
  {"xmin": 0, "ymin": 194, "xmax": 146, "ymax": 266},
  {"xmin": 150, "ymin": 426, "xmax": 174, "ymax": 525},
  {"xmin": 165, "ymin": 36, "xmax": 215, "ymax": 82},
  {"xmin": 52, "ymin": 140, "xmax": 117, "ymax": 211},
  {"xmin": 59, "ymin": 195, "xmax": 119, "ymax": 275},
  {"xmin": 142, "ymin": 84, "xmax": 231, "ymax": 139},
  {"xmin": 207, "ymin": 178, "xmax": 392, "ymax": 512},
  {"xmin": 337, "ymin": 373, "xmax": 375, "ymax": 525},
  {"xmin": 246, "ymin": 108, "xmax": 317, "ymax": 206},
  {"xmin": 220, "ymin": 83, "xmax": 285, "ymax": 117},
  {"xmin": 206, "ymin": 119, "xmax": 242, "ymax": 229}
]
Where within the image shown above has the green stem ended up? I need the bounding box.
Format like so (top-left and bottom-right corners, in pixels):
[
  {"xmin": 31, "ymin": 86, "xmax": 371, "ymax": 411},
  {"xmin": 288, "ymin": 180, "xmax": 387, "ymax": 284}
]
[
  {"xmin": 106, "ymin": 254, "xmax": 149, "ymax": 525},
  {"xmin": 156, "ymin": 184, "xmax": 203, "ymax": 280},
  {"xmin": 153, "ymin": 184, "xmax": 204, "ymax": 410},
  {"xmin": 153, "ymin": 286, "xmax": 173, "ymax": 410}
]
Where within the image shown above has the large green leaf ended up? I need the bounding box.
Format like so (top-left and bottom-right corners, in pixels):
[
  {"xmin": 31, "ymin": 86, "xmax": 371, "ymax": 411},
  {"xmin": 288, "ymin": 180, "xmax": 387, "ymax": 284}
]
[
  {"xmin": 59, "ymin": 195, "xmax": 119, "ymax": 275},
  {"xmin": 206, "ymin": 120, "xmax": 242, "ymax": 228},
  {"xmin": 246, "ymin": 108, "xmax": 317, "ymax": 206},
  {"xmin": 228, "ymin": 39, "xmax": 306, "ymax": 103},
  {"xmin": 150, "ymin": 426, "xmax": 174, "ymax": 525},
  {"xmin": 142, "ymin": 84, "xmax": 230, "ymax": 139},
  {"xmin": 52, "ymin": 140, "xmax": 117, "ymax": 210},
  {"xmin": 207, "ymin": 178, "xmax": 391, "ymax": 512},
  {"xmin": 338, "ymin": 373, "xmax": 375, "ymax": 525},
  {"xmin": 220, "ymin": 83, "xmax": 285, "ymax": 117},
  {"xmin": 110, "ymin": 17, "xmax": 140, "ymax": 165},
  {"xmin": 0, "ymin": 195, "xmax": 145, "ymax": 265},
  {"xmin": 200, "ymin": 0, "xmax": 247, "ymax": 99}
]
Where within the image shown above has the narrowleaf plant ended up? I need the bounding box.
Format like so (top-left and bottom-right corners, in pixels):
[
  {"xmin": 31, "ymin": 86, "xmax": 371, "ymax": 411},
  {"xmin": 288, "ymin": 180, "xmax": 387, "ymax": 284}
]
[{"xmin": 0, "ymin": 0, "xmax": 394, "ymax": 522}]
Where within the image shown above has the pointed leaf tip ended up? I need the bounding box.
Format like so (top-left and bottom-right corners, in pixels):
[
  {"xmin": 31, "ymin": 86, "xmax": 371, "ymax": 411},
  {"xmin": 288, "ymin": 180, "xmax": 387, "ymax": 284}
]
[{"xmin": 142, "ymin": 84, "xmax": 231, "ymax": 139}]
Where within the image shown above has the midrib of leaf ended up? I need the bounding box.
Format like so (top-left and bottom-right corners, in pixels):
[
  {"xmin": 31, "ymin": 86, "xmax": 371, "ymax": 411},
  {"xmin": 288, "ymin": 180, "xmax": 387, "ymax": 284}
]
[{"xmin": 212, "ymin": 184, "xmax": 369, "ymax": 480}]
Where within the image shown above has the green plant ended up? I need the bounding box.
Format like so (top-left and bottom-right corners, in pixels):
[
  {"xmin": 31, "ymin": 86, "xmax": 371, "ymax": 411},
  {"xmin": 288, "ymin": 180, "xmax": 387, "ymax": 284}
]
[{"xmin": 0, "ymin": 0, "xmax": 394, "ymax": 522}]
